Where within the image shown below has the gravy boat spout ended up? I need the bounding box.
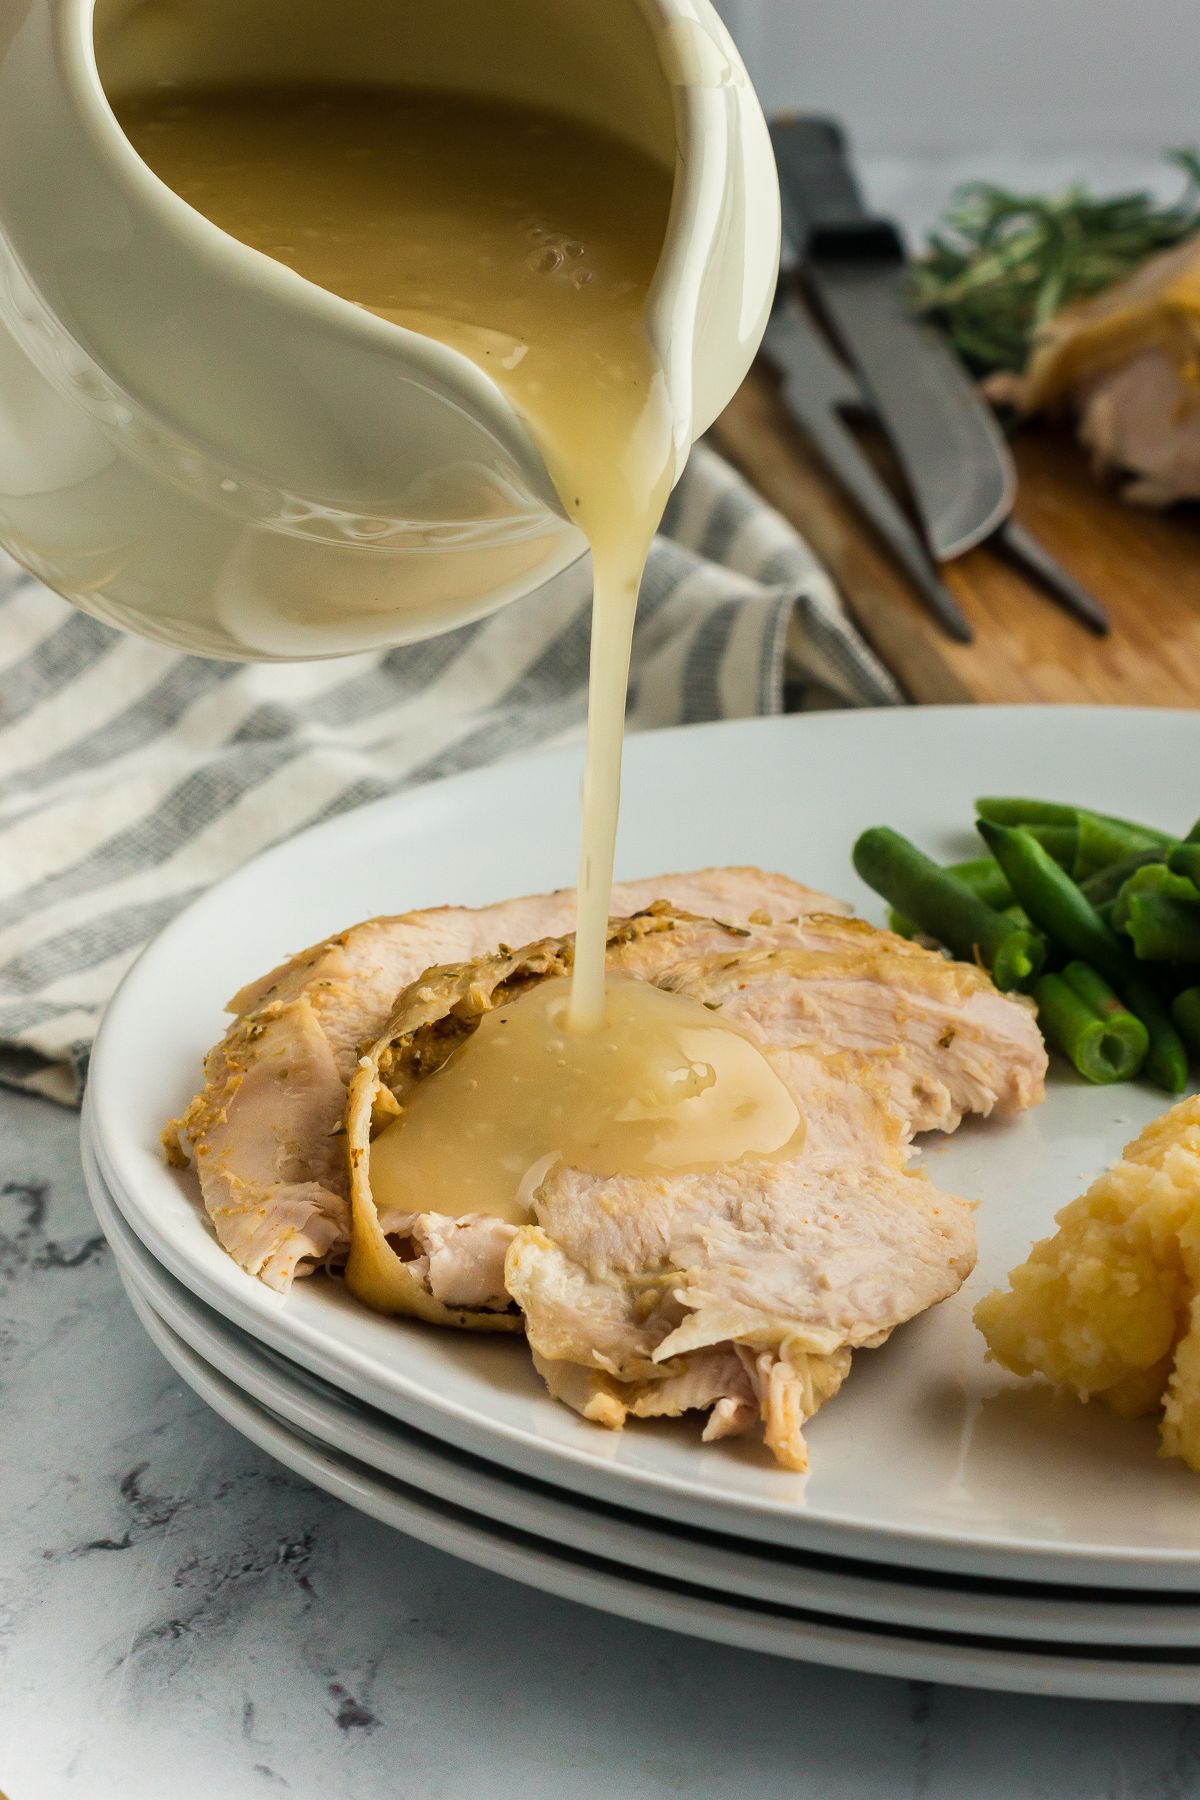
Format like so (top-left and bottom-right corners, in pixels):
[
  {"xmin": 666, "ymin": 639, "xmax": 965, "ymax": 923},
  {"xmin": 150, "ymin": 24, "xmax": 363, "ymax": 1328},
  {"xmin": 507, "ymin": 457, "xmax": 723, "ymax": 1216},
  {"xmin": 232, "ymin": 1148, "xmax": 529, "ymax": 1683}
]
[{"xmin": 0, "ymin": 0, "xmax": 778, "ymax": 659}]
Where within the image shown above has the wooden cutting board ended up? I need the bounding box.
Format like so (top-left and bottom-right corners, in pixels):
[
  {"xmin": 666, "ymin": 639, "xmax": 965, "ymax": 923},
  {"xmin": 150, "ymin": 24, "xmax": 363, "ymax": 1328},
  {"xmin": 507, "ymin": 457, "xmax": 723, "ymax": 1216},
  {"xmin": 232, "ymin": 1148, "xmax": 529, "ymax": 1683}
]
[{"xmin": 712, "ymin": 362, "xmax": 1200, "ymax": 706}]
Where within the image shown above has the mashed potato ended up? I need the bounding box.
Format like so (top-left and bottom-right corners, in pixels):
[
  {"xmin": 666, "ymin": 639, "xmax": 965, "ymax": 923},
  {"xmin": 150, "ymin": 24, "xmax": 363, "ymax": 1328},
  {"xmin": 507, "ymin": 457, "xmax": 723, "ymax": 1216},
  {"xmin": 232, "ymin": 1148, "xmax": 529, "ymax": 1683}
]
[{"xmin": 975, "ymin": 1095, "xmax": 1200, "ymax": 1469}]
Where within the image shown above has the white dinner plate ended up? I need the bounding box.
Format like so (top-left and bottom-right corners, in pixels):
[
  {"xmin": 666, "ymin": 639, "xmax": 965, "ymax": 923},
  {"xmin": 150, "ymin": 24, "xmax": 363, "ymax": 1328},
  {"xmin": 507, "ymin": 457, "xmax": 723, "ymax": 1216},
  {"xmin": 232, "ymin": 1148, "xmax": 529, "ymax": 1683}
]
[
  {"xmin": 84, "ymin": 1134, "xmax": 1200, "ymax": 1652},
  {"xmin": 87, "ymin": 707, "xmax": 1200, "ymax": 1586},
  {"xmin": 116, "ymin": 1264, "xmax": 1200, "ymax": 1703}
]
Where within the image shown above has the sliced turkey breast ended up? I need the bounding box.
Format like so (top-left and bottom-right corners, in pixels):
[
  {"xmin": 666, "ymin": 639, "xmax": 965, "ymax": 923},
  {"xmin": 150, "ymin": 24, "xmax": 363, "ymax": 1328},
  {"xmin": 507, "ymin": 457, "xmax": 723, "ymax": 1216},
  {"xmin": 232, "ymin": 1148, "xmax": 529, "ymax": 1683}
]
[
  {"xmin": 336, "ymin": 901, "xmax": 1042, "ymax": 1463},
  {"xmin": 165, "ymin": 869, "xmax": 839, "ymax": 1287},
  {"xmin": 505, "ymin": 1135, "xmax": 973, "ymax": 1470},
  {"xmin": 166, "ymin": 867, "xmax": 1046, "ymax": 1467}
]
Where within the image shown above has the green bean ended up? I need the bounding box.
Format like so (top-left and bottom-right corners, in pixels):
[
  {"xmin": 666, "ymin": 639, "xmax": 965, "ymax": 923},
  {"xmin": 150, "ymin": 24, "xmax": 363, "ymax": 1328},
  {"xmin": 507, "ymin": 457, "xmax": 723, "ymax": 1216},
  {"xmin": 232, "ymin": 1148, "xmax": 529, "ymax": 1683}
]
[
  {"xmin": 1023, "ymin": 823, "xmax": 1078, "ymax": 868},
  {"xmin": 1125, "ymin": 894, "xmax": 1200, "ymax": 964},
  {"xmin": 1061, "ymin": 961, "xmax": 1134, "ymax": 1017},
  {"xmin": 1073, "ymin": 812, "xmax": 1175, "ymax": 881},
  {"xmin": 1187, "ymin": 819, "xmax": 1200, "ymax": 845},
  {"xmin": 1111, "ymin": 863, "xmax": 1200, "ymax": 933},
  {"xmin": 977, "ymin": 820, "xmax": 1075, "ymax": 867},
  {"xmin": 977, "ymin": 821, "xmax": 1131, "ymax": 987},
  {"xmin": 1168, "ymin": 843, "xmax": 1200, "ymax": 886},
  {"xmin": 1080, "ymin": 847, "xmax": 1169, "ymax": 907},
  {"xmin": 1034, "ymin": 963, "xmax": 1148, "ymax": 1083},
  {"xmin": 976, "ymin": 797, "xmax": 1175, "ymax": 845},
  {"xmin": 853, "ymin": 827, "xmax": 1044, "ymax": 991},
  {"xmin": 978, "ymin": 820, "xmax": 1186, "ymax": 1090},
  {"xmin": 978, "ymin": 799, "xmax": 1179, "ymax": 881},
  {"xmin": 1171, "ymin": 987, "xmax": 1200, "ymax": 1060},
  {"xmin": 976, "ymin": 798, "xmax": 1081, "ymax": 828},
  {"xmin": 1123, "ymin": 975, "xmax": 1189, "ymax": 1093},
  {"xmin": 888, "ymin": 855, "xmax": 1013, "ymax": 938},
  {"xmin": 948, "ymin": 856, "xmax": 1015, "ymax": 910}
]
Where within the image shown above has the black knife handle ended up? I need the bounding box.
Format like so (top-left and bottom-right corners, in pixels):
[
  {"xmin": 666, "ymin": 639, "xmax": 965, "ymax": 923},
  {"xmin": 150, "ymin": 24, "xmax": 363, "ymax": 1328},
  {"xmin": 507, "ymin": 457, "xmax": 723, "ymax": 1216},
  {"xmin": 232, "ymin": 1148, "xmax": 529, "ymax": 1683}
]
[{"xmin": 771, "ymin": 115, "xmax": 905, "ymax": 265}]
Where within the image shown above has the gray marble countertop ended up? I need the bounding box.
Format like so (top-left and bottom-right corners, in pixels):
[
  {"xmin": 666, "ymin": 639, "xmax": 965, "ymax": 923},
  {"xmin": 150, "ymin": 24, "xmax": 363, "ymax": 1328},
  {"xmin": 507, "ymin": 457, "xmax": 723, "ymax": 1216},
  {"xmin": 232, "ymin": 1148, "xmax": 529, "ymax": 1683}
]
[
  {"xmin": 6, "ymin": 149, "xmax": 1200, "ymax": 1798},
  {"xmin": 4, "ymin": 1086, "xmax": 1200, "ymax": 1798}
]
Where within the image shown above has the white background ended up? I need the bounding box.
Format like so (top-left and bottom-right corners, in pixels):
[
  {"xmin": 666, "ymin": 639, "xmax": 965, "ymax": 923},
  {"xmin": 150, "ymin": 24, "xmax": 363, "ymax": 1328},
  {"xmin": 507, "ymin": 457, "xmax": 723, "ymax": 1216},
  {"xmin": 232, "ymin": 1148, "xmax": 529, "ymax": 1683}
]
[{"xmin": 715, "ymin": 1, "xmax": 1199, "ymax": 155}]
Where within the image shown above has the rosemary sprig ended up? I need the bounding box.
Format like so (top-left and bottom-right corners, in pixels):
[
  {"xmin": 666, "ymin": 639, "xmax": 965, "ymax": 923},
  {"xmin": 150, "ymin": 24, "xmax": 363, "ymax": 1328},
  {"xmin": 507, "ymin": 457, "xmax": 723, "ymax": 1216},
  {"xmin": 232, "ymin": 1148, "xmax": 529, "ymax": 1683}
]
[{"xmin": 912, "ymin": 152, "xmax": 1200, "ymax": 376}]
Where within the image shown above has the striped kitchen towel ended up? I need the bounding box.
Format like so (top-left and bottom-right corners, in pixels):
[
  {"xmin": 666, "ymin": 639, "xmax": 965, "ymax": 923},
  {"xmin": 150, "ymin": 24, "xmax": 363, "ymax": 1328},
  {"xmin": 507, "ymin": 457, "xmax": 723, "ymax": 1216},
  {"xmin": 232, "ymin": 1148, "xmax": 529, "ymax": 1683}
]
[{"xmin": 0, "ymin": 443, "xmax": 901, "ymax": 1104}]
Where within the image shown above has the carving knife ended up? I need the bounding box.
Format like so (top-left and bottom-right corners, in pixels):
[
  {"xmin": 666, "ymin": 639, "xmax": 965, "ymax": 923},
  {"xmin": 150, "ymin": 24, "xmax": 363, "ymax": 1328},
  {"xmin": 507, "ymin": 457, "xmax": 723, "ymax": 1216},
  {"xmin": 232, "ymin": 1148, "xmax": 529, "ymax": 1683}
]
[
  {"xmin": 771, "ymin": 116, "xmax": 1109, "ymax": 635},
  {"xmin": 761, "ymin": 296, "xmax": 974, "ymax": 642}
]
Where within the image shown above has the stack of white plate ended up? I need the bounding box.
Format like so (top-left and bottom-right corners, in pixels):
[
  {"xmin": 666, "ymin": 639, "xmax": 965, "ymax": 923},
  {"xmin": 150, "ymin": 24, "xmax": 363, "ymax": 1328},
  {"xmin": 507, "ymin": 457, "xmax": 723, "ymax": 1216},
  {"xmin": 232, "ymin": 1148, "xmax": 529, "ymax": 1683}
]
[{"xmin": 83, "ymin": 710, "xmax": 1200, "ymax": 1702}]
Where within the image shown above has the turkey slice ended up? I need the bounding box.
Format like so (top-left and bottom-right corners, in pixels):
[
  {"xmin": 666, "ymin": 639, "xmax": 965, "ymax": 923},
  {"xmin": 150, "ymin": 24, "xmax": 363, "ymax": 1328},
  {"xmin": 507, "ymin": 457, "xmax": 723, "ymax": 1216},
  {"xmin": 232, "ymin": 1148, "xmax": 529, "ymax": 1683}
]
[{"xmin": 165, "ymin": 868, "xmax": 836, "ymax": 1289}]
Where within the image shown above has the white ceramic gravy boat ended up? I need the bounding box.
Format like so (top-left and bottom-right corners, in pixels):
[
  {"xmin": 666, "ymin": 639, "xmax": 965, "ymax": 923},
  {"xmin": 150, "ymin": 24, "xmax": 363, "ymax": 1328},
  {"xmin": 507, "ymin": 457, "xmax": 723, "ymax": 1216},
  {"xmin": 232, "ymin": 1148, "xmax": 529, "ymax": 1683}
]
[{"xmin": 0, "ymin": 0, "xmax": 779, "ymax": 660}]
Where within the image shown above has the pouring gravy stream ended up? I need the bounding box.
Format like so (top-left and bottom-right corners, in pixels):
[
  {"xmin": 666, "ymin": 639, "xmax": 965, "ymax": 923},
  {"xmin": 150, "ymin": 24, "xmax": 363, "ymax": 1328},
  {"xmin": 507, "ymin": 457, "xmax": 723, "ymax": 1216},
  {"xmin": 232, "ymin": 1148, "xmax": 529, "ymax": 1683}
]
[{"xmin": 119, "ymin": 85, "xmax": 798, "ymax": 1221}]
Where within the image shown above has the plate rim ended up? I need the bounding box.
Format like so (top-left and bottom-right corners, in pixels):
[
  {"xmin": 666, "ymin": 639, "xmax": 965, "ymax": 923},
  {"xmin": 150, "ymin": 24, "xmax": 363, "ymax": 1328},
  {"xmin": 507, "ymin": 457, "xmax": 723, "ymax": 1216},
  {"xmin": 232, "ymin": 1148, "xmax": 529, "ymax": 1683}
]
[
  {"xmin": 87, "ymin": 1144, "xmax": 1200, "ymax": 1649},
  {"xmin": 119, "ymin": 1265, "xmax": 1200, "ymax": 1704}
]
